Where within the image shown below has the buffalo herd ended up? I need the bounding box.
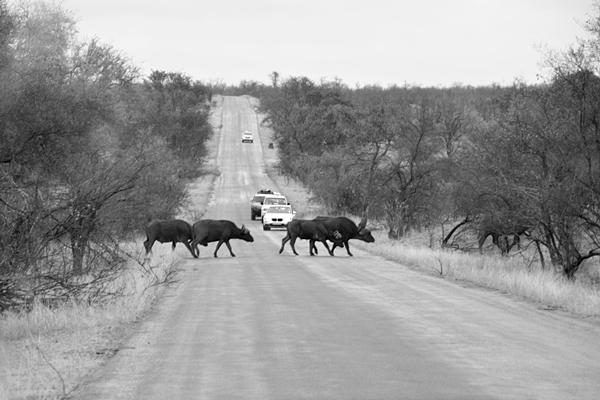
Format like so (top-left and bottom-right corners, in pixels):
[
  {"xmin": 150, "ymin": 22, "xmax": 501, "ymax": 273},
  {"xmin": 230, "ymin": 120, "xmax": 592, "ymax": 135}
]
[{"xmin": 143, "ymin": 215, "xmax": 375, "ymax": 258}]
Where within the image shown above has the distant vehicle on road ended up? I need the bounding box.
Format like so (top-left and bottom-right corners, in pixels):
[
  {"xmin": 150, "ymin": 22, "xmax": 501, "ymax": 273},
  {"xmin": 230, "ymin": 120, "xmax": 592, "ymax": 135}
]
[
  {"xmin": 242, "ymin": 130, "xmax": 254, "ymax": 143},
  {"xmin": 262, "ymin": 205, "xmax": 295, "ymax": 230},
  {"xmin": 260, "ymin": 194, "xmax": 289, "ymax": 219},
  {"xmin": 250, "ymin": 189, "xmax": 278, "ymax": 220}
]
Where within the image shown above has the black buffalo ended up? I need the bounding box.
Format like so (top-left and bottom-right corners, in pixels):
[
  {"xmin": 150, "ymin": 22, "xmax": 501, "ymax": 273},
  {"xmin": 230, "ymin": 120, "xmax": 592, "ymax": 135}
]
[
  {"xmin": 191, "ymin": 219, "xmax": 254, "ymax": 258},
  {"xmin": 279, "ymin": 219, "xmax": 342, "ymax": 256},
  {"xmin": 477, "ymin": 217, "xmax": 530, "ymax": 255},
  {"xmin": 143, "ymin": 219, "xmax": 197, "ymax": 258},
  {"xmin": 314, "ymin": 215, "xmax": 375, "ymax": 256}
]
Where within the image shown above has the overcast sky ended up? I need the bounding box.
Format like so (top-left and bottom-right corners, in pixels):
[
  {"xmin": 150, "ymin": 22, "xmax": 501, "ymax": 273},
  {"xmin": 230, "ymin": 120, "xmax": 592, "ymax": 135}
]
[{"xmin": 60, "ymin": 0, "xmax": 595, "ymax": 87}]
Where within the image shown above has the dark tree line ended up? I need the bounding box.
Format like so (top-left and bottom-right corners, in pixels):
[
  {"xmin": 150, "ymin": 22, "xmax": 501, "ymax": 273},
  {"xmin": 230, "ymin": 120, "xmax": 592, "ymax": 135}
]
[
  {"xmin": 257, "ymin": 80, "xmax": 491, "ymax": 237},
  {"xmin": 0, "ymin": 1, "xmax": 214, "ymax": 310},
  {"xmin": 251, "ymin": 2, "xmax": 600, "ymax": 279}
]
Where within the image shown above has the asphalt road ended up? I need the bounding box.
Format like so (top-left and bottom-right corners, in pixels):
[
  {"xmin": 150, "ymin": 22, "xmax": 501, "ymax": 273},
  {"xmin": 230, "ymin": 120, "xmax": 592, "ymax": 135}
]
[{"xmin": 73, "ymin": 96, "xmax": 600, "ymax": 400}]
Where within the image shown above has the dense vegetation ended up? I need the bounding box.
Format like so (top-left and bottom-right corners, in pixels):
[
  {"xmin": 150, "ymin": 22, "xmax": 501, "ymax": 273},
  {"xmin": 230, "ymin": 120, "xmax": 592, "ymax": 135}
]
[
  {"xmin": 0, "ymin": 1, "xmax": 214, "ymax": 310},
  {"xmin": 234, "ymin": 7, "xmax": 600, "ymax": 280},
  {"xmin": 2, "ymin": 0, "xmax": 600, "ymax": 314}
]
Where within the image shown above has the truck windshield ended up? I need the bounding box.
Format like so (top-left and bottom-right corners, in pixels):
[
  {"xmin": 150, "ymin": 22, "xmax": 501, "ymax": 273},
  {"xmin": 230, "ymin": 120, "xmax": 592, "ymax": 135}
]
[{"xmin": 265, "ymin": 198, "xmax": 286, "ymax": 205}]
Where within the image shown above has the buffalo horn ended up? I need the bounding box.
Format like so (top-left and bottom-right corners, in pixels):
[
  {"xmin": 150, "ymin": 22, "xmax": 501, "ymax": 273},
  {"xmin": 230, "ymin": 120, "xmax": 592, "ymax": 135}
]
[{"xmin": 357, "ymin": 214, "xmax": 367, "ymax": 231}]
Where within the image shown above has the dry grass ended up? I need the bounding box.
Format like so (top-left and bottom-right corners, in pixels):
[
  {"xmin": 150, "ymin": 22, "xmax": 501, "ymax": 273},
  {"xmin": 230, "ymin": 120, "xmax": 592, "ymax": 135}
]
[
  {"xmin": 254, "ymin": 104, "xmax": 600, "ymax": 319},
  {"xmin": 0, "ymin": 246, "xmax": 182, "ymax": 399},
  {"xmin": 349, "ymin": 233, "xmax": 600, "ymax": 317}
]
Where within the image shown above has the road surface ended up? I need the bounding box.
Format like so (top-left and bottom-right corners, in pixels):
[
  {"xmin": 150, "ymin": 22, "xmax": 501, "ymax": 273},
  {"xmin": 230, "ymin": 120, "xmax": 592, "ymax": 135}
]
[{"xmin": 73, "ymin": 96, "xmax": 600, "ymax": 400}]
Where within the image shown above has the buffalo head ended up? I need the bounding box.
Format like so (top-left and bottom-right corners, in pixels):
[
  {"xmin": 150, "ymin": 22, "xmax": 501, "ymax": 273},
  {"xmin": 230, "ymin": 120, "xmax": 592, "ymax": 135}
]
[
  {"xmin": 240, "ymin": 225, "xmax": 254, "ymax": 242},
  {"xmin": 357, "ymin": 228, "xmax": 375, "ymax": 243},
  {"xmin": 356, "ymin": 214, "xmax": 375, "ymax": 243}
]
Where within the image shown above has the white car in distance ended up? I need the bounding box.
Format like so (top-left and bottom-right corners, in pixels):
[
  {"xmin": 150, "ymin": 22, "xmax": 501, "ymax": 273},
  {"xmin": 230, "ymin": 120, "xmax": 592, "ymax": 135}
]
[
  {"xmin": 262, "ymin": 205, "xmax": 295, "ymax": 230},
  {"xmin": 242, "ymin": 130, "xmax": 254, "ymax": 143}
]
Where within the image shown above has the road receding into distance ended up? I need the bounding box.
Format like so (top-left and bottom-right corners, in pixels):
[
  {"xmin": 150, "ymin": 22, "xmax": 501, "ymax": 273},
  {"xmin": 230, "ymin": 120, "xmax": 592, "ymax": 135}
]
[{"xmin": 73, "ymin": 96, "xmax": 600, "ymax": 400}]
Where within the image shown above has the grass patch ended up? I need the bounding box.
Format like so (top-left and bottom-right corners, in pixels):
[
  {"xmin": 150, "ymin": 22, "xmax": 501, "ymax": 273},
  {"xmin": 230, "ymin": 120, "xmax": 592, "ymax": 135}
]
[
  {"xmin": 351, "ymin": 232, "xmax": 600, "ymax": 317},
  {"xmin": 0, "ymin": 246, "xmax": 181, "ymax": 400}
]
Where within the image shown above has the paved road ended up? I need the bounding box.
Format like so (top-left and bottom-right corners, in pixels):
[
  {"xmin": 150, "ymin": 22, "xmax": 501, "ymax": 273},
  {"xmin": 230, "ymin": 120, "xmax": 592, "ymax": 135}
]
[{"xmin": 74, "ymin": 96, "xmax": 600, "ymax": 400}]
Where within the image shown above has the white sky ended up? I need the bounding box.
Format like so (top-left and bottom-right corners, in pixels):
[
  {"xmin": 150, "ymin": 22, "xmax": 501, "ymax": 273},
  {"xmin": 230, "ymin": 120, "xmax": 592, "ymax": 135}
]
[{"xmin": 60, "ymin": 0, "xmax": 595, "ymax": 87}]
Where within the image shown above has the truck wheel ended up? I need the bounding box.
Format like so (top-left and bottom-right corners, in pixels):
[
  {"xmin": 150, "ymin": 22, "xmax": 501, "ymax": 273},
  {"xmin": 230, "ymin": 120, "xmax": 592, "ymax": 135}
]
[{"xmin": 251, "ymin": 214, "xmax": 255, "ymax": 221}]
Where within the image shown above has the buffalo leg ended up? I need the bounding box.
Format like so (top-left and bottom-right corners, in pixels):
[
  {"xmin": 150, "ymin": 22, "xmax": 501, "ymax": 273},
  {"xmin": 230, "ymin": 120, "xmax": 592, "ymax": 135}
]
[
  {"xmin": 213, "ymin": 240, "xmax": 223, "ymax": 257},
  {"xmin": 320, "ymin": 240, "xmax": 334, "ymax": 256},
  {"xmin": 330, "ymin": 241, "xmax": 346, "ymax": 256},
  {"xmin": 344, "ymin": 240, "xmax": 353, "ymax": 257},
  {"xmin": 224, "ymin": 241, "xmax": 236, "ymax": 257},
  {"xmin": 509, "ymin": 234, "xmax": 521, "ymax": 252},
  {"xmin": 311, "ymin": 241, "xmax": 319, "ymax": 255},
  {"xmin": 279, "ymin": 234, "xmax": 291, "ymax": 254},
  {"xmin": 191, "ymin": 237, "xmax": 208, "ymax": 258},
  {"xmin": 170, "ymin": 240, "xmax": 196, "ymax": 258},
  {"xmin": 478, "ymin": 232, "xmax": 493, "ymax": 253},
  {"xmin": 289, "ymin": 237, "xmax": 299, "ymax": 256},
  {"xmin": 214, "ymin": 240, "xmax": 235, "ymax": 258},
  {"xmin": 182, "ymin": 240, "xmax": 198, "ymax": 258},
  {"xmin": 330, "ymin": 243, "xmax": 338, "ymax": 255},
  {"xmin": 309, "ymin": 240, "xmax": 316, "ymax": 256},
  {"xmin": 190, "ymin": 240, "xmax": 199, "ymax": 258},
  {"xmin": 143, "ymin": 238, "xmax": 154, "ymax": 254},
  {"xmin": 323, "ymin": 241, "xmax": 344, "ymax": 255},
  {"xmin": 497, "ymin": 235, "xmax": 511, "ymax": 255},
  {"xmin": 491, "ymin": 233, "xmax": 500, "ymax": 248},
  {"xmin": 318, "ymin": 240, "xmax": 333, "ymax": 256}
]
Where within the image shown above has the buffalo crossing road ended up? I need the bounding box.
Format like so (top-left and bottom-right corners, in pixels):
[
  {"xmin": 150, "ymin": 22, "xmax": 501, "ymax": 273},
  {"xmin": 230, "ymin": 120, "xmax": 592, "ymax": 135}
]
[{"xmin": 74, "ymin": 96, "xmax": 600, "ymax": 400}]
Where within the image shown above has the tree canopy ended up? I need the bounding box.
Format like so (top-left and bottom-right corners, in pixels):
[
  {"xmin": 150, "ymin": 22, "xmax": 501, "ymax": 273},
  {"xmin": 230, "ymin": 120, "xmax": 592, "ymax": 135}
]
[{"xmin": 0, "ymin": 1, "xmax": 214, "ymax": 309}]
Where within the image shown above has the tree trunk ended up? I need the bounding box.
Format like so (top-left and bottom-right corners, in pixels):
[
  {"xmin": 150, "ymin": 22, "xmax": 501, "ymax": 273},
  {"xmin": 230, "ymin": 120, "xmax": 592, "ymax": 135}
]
[
  {"xmin": 71, "ymin": 235, "xmax": 87, "ymax": 275},
  {"xmin": 441, "ymin": 218, "xmax": 470, "ymax": 248}
]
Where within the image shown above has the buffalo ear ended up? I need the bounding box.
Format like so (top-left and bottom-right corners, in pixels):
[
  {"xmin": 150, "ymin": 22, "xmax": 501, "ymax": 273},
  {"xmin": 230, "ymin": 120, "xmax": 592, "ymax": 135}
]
[{"xmin": 241, "ymin": 224, "xmax": 249, "ymax": 234}]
